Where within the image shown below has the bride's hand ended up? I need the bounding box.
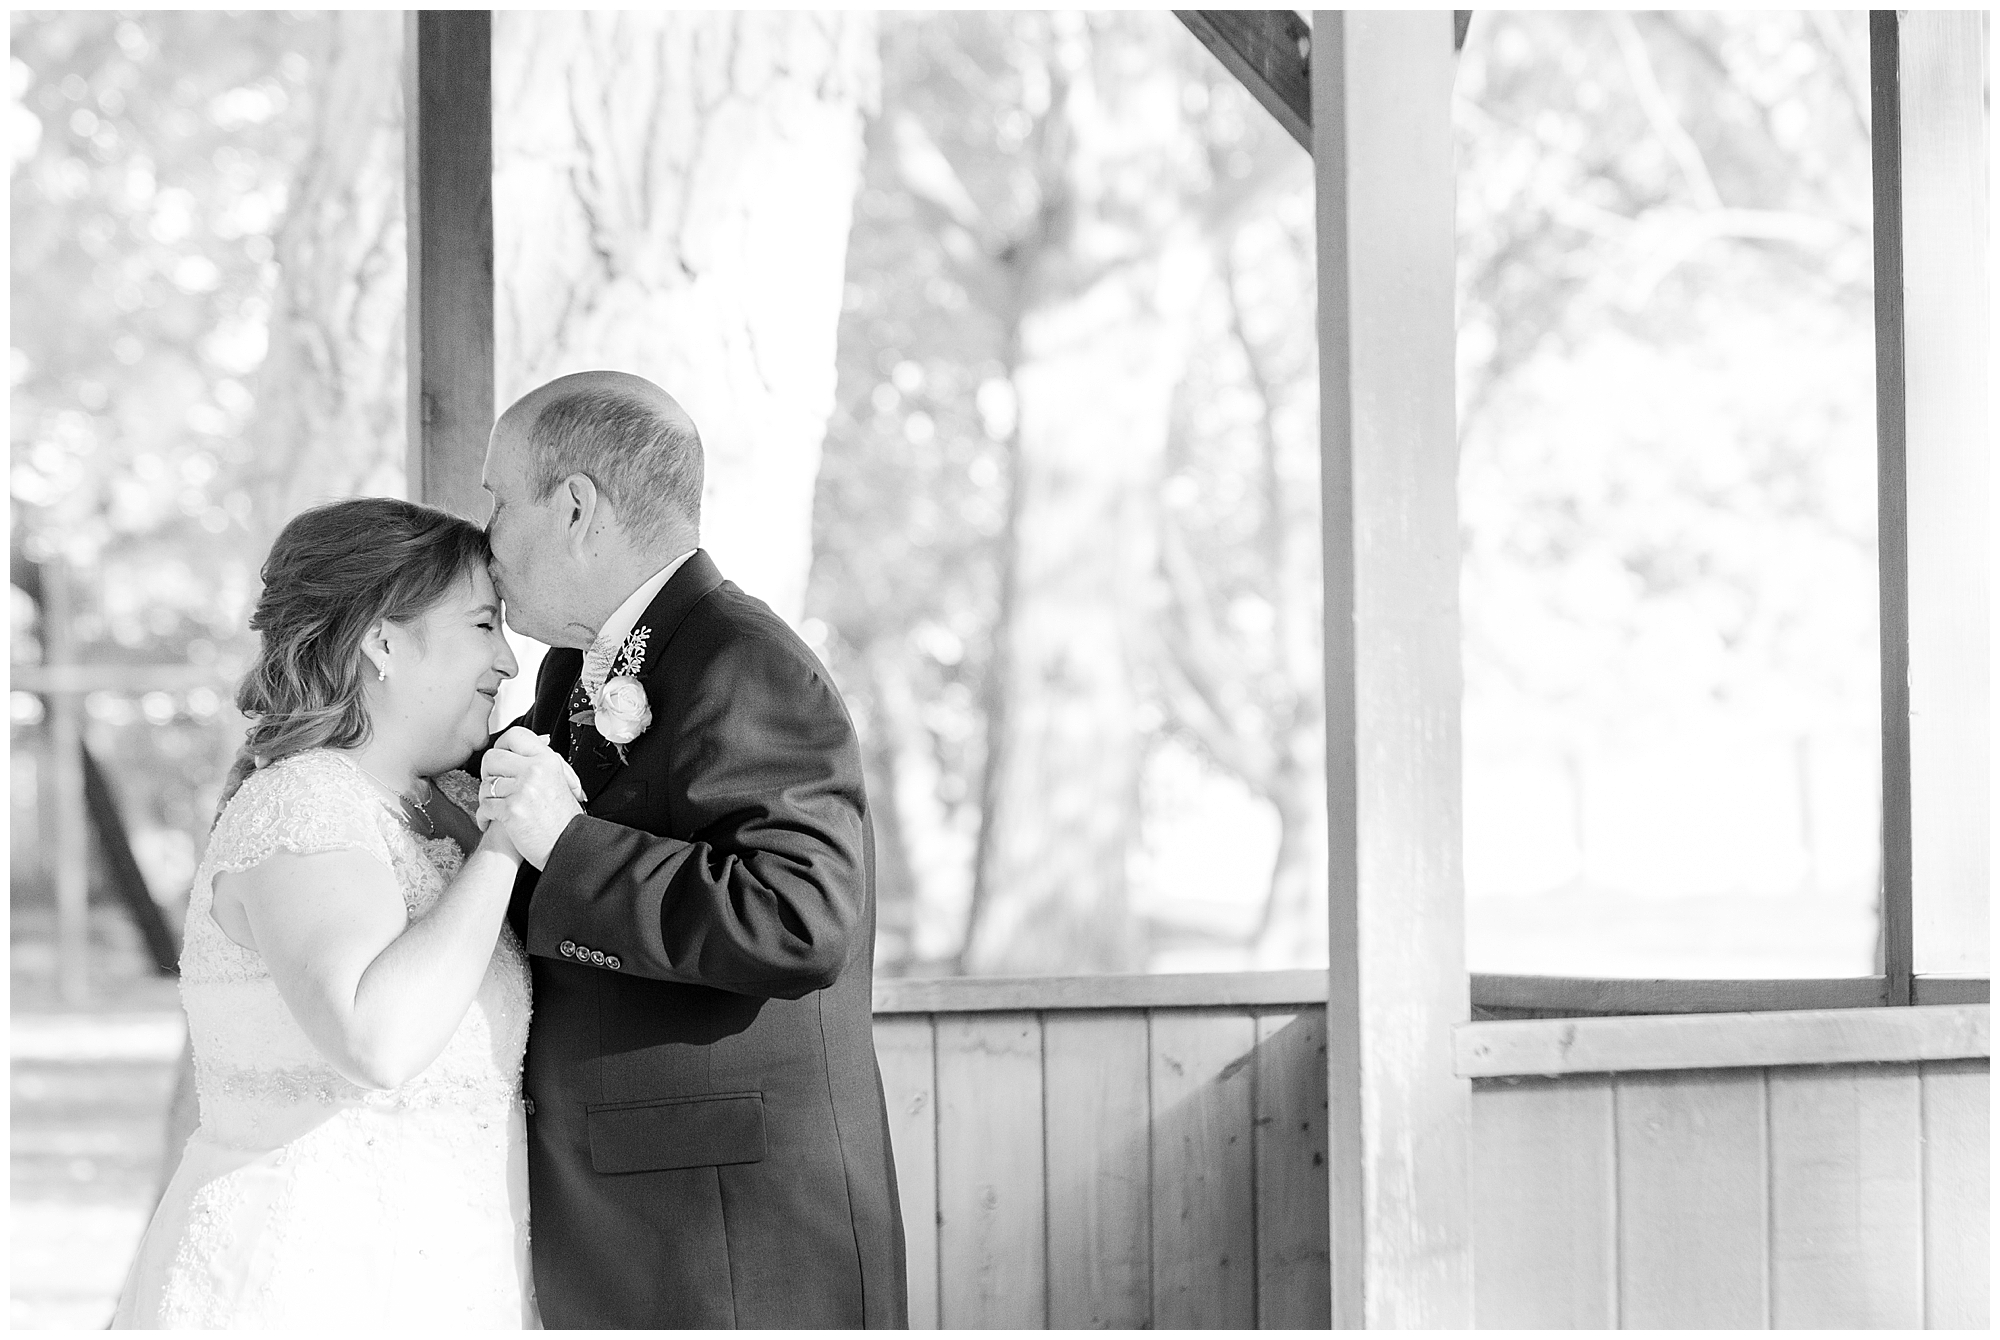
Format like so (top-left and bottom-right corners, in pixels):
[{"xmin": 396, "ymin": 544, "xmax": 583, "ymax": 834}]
[{"xmin": 477, "ymin": 814, "xmax": 523, "ymax": 864}]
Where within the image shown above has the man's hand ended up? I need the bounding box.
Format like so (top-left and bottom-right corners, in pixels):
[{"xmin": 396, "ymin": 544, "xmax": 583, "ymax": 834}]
[{"xmin": 477, "ymin": 727, "xmax": 586, "ymax": 869}]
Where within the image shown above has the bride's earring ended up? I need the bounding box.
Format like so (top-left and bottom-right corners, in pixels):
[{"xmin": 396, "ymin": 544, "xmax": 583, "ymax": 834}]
[{"xmin": 377, "ymin": 666, "xmax": 386, "ymax": 682}]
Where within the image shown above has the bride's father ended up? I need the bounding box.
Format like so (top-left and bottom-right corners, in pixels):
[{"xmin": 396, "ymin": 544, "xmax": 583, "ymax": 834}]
[{"xmin": 474, "ymin": 370, "xmax": 906, "ymax": 1328}]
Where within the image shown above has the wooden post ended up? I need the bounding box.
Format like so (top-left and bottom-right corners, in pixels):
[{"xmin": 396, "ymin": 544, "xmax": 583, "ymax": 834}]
[
  {"xmin": 1871, "ymin": 10, "xmax": 1917, "ymax": 1007},
  {"xmin": 42, "ymin": 561, "xmax": 89, "ymax": 1005},
  {"xmin": 1878, "ymin": 13, "xmax": 1989, "ymax": 981},
  {"xmin": 1313, "ymin": 10, "xmax": 1471, "ymax": 1327},
  {"xmin": 405, "ymin": 10, "xmax": 494, "ymax": 518}
]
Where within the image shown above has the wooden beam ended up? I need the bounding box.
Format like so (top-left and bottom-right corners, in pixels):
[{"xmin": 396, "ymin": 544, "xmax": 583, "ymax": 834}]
[
  {"xmin": 873, "ymin": 968, "xmax": 1327, "ymax": 1014},
  {"xmin": 1172, "ymin": 12, "xmax": 1468, "ymax": 155},
  {"xmin": 1314, "ymin": 10, "xmax": 1470, "ymax": 1328},
  {"xmin": 405, "ymin": 10, "xmax": 494, "ymax": 520},
  {"xmin": 1913, "ymin": 975, "xmax": 1991, "ymax": 1007},
  {"xmin": 1869, "ymin": 12, "xmax": 1916, "ymax": 1006},
  {"xmin": 1457, "ymin": 1004, "xmax": 1990, "ymax": 1078},
  {"xmin": 14, "ymin": 664, "xmax": 233, "ymax": 694},
  {"xmin": 1894, "ymin": 13, "xmax": 1990, "ymax": 980},
  {"xmin": 1472, "ymin": 975, "xmax": 1890, "ymax": 1016},
  {"xmin": 870, "ymin": 970, "xmax": 1996, "ymax": 1017},
  {"xmin": 1175, "ymin": 10, "xmax": 1312, "ymax": 153}
]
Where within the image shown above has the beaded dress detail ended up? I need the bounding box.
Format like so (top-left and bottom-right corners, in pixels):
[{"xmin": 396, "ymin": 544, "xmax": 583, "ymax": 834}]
[{"xmin": 112, "ymin": 750, "xmax": 536, "ymax": 1329}]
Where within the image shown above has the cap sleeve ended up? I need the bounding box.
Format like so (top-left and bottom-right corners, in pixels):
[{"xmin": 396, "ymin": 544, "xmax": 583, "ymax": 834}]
[{"xmin": 207, "ymin": 751, "xmax": 400, "ymax": 878}]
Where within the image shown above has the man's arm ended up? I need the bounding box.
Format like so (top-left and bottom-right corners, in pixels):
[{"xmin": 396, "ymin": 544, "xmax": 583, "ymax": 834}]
[{"xmin": 511, "ymin": 631, "xmax": 867, "ymax": 999}]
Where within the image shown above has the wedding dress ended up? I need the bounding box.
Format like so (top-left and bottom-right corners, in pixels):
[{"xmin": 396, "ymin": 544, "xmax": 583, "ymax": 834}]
[{"xmin": 112, "ymin": 750, "xmax": 537, "ymax": 1329}]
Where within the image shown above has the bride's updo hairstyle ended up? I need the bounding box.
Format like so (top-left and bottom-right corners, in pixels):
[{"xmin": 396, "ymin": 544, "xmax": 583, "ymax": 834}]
[{"xmin": 219, "ymin": 497, "xmax": 491, "ymax": 810}]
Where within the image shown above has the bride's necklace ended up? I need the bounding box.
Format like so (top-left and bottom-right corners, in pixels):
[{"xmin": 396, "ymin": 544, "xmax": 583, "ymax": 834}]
[{"xmin": 352, "ymin": 761, "xmax": 436, "ymax": 838}]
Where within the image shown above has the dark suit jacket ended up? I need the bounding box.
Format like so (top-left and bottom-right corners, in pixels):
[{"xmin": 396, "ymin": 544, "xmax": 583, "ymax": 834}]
[{"xmin": 503, "ymin": 550, "xmax": 906, "ymax": 1328}]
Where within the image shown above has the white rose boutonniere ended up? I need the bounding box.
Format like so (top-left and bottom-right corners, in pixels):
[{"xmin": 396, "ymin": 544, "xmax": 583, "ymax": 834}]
[
  {"xmin": 594, "ymin": 675, "xmax": 652, "ymax": 746},
  {"xmin": 571, "ymin": 625, "xmax": 654, "ymax": 763}
]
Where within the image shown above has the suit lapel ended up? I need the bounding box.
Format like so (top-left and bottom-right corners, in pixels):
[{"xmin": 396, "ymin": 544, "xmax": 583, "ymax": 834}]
[
  {"xmin": 569, "ymin": 549, "xmax": 727, "ymax": 805},
  {"xmin": 634, "ymin": 548, "xmax": 727, "ymax": 656}
]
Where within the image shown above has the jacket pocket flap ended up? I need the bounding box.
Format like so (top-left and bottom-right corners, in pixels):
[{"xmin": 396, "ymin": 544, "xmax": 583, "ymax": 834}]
[{"xmin": 586, "ymin": 1093, "xmax": 766, "ymax": 1174}]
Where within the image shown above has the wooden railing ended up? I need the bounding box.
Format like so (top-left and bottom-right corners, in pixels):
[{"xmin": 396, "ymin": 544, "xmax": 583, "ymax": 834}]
[
  {"xmin": 13, "ymin": 629, "xmax": 233, "ymax": 999},
  {"xmin": 876, "ymin": 970, "xmax": 1993, "ymax": 1018},
  {"xmin": 871, "ymin": 970, "xmax": 1990, "ymax": 1329}
]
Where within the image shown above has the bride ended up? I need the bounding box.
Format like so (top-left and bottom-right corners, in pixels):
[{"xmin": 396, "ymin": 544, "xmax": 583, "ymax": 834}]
[{"xmin": 115, "ymin": 497, "xmax": 546, "ymax": 1329}]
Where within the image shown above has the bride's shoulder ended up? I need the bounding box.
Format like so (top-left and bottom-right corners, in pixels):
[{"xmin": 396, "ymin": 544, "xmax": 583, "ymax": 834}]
[
  {"xmin": 211, "ymin": 749, "xmax": 401, "ymax": 872},
  {"xmin": 236, "ymin": 748, "xmax": 369, "ymax": 800},
  {"xmin": 218, "ymin": 750, "xmax": 381, "ymax": 838}
]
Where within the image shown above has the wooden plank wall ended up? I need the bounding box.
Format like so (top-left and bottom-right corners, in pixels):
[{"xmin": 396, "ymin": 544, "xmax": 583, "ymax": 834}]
[
  {"xmin": 875, "ymin": 1005, "xmax": 1333, "ymax": 1329},
  {"xmin": 876, "ymin": 1008, "xmax": 1988, "ymax": 1329},
  {"xmin": 1469, "ymin": 1059, "xmax": 1990, "ymax": 1329}
]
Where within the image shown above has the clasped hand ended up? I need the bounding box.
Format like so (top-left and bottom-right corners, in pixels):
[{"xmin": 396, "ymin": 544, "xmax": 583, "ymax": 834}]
[{"xmin": 477, "ymin": 727, "xmax": 587, "ymax": 869}]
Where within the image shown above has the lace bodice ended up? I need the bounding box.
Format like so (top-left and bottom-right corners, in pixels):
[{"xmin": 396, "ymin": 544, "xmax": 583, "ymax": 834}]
[{"xmin": 182, "ymin": 750, "xmax": 530, "ymax": 1144}]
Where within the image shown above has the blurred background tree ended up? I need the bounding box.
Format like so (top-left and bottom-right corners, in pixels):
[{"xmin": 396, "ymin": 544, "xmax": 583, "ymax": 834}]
[
  {"xmin": 810, "ymin": 11, "xmax": 1321, "ymax": 977},
  {"xmin": 11, "ymin": 12, "xmax": 375, "ymax": 916},
  {"xmin": 239, "ymin": 11, "xmax": 405, "ymax": 543},
  {"xmin": 1453, "ymin": 11, "xmax": 1880, "ymax": 974},
  {"xmin": 492, "ymin": 12, "xmax": 879, "ymax": 631}
]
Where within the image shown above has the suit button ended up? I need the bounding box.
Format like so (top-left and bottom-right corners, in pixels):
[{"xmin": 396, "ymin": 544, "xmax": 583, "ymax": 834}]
[
  {"xmin": 559, "ymin": 940, "xmax": 577, "ymax": 957},
  {"xmin": 606, "ymin": 955, "xmax": 621, "ymax": 971},
  {"xmin": 590, "ymin": 950, "xmax": 607, "ymax": 966},
  {"xmin": 523, "ymin": 1097, "xmax": 536, "ymax": 1116}
]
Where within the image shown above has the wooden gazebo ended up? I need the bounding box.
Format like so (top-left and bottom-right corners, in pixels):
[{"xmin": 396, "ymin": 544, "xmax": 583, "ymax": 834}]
[{"xmin": 404, "ymin": 11, "xmax": 1988, "ymax": 1328}]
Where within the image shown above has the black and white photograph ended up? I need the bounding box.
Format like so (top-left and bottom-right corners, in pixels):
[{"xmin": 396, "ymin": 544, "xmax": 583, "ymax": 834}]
[{"xmin": 8, "ymin": 5, "xmax": 1990, "ymax": 1330}]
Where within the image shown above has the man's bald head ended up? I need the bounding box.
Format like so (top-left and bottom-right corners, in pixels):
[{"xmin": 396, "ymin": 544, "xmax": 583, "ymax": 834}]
[{"xmin": 500, "ymin": 370, "xmax": 703, "ymax": 550}]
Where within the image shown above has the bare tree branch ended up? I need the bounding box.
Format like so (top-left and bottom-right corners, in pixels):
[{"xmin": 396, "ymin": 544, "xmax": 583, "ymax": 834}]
[
  {"xmin": 1608, "ymin": 11, "xmax": 1723, "ymax": 211},
  {"xmin": 1806, "ymin": 9, "xmax": 1872, "ymax": 142},
  {"xmin": 1155, "ymin": 510, "xmax": 1275, "ymax": 791}
]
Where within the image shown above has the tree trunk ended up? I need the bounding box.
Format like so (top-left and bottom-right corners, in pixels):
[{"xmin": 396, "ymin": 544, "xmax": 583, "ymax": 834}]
[
  {"xmin": 1149, "ymin": 187, "xmax": 1325, "ymax": 970},
  {"xmin": 1252, "ymin": 758, "xmax": 1329, "ymax": 966},
  {"xmin": 861, "ymin": 638, "xmax": 979, "ymax": 973},
  {"xmin": 959, "ymin": 15, "xmax": 1203, "ymax": 976},
  {"xmin": 492, "ymin": 12, "xmax": 878, "ymax": 625},
  {"xmin": 242, "ymin": 12, "xmax": 407, "ymax": 544},
  {"xmin": 852, "ymin": 650, "xmax": 918, "ymax": 973}
]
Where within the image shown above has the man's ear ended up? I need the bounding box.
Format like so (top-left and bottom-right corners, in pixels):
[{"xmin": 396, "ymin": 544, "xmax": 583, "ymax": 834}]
[{"xmin": 562, "ymin": 474, "xmax": 601, "ymax": 557}]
